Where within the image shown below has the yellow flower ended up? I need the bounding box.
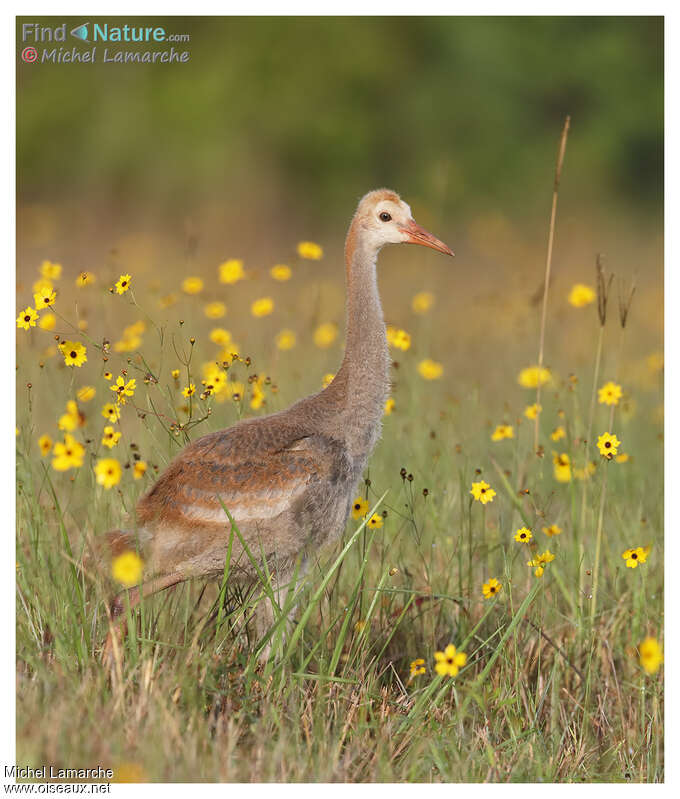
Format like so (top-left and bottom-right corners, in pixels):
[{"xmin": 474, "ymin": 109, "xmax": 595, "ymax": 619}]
[
  {"xmin": 101, "ymin": 426, "xmax": 122, "ymax": 449},
  {"xmin": 491, "ymin": 424, "xmax": 514, "ymax": 442},
  {"xmin": 95, "ymin": 457, "xmax": 122, "ymax": 489},
  {"xmin": 103, "ymin": 371, "xmax": 113, "ymax": 380},
  {"xmin": 384, "ymin": 397, "xmax": 396, "ymax": 415},
  {"xmin": 113, "ymin": 320, "xmax": 146, "ymax": 354},
  {"xmin": 597, "ymin": 432, "xmax": 620, "ymax": 459},
  {"xmin": 101, "ymin": 403, "xmax": 121, "ymax": 423},
  {"xmin": 110, "ymin": 376, "xmax": 136, "ymax": 405},
  {"xmin": 38, "ymin": 312, "xmax": 56, "ymax": 331},
  {"xmin": 409, "ymin": 658, "xmax": 426, "ymax": 677},
  {"xmin": 181, "ymin": 276, "xmax": 203, "ymax": 295},
  {"xmin": 16, "ymin": 307, "xmax": 39, "ymax": 330},
  {"xmin": 171, "ymin": 369, "xmax": 180, "ymax": 380},
  {"xmin": 40, "ymin": 260, "xmax": 62, "ymax": 280},
  {"xmin": 58, "ymin": 400, "xmax": 82, "ymax": 432},
  {"xmin": 514, "ymin": 527, "xmax": 532, "ymax": 543},
  {"xmin": 351, "ymin": 496, "xmax": 369, "ymax": 520},
  {"xmin": 615, "ymin": 453, "xmax": 630, "ymax": 464},
  {"xmin": 482, "ymin": 577, "xmax": 502, "ymax": 599},
  {"xmin": 133, "ymin": 461, "xmax": 147, "ymax": 480},
  {"xmin": 322, "ymin": 373, "xmax": 335, "ymax": 389},
  {"xmin": 386, "ymin": 326, "xmax": 411, "ymax": 351},
  {"xmin": 204, "ymin": 301, "xmax": 226, "ymax": 319},
  {"xmin": 52, "ymin": 433, "xmax": 84, "ymax": 471},
  {"xmin": 33, "ymin": 286, "xmax": 56, "ymax": 309},
  {"xmin": 270, "ymin": 264, "xmax": 292, "ymax": 281},
  {"xmin": 470, "ymin": 480, "xmax": 495, "ymax": 504},
  {"xmin": 553, "ymin": 452, "xmax": 571, "ymax": 482},
  {"xmin": 568, "ymin": 283, "xmax": 596, "ymax": 307},
  {"xmin": 251, "ymin": 297, "xmax": 274, "ymax": 317},
  {"xmin": 275, "ymin": 329, "xmax": 296, "ymax": 351},
  {"xmin": 517, "ymin": 366, "xmax": 551, "ymax": 388},
  {"xmin": 297, "ymin": 241, "xmax": 323, "ymax": 260},
  {"xmin": 527, "ymin": 550, "xmax": 555, "ymax": 578},
  {"xmin": 112, "ymin": 551, "xmax": 143, "ymax": 587},
  {"xmin": 550, "ymin": 426, "xmax": 566, "ymax": 441},
  {"xmin": 113, "ymin": 762, "xmax": 148, "ymax": 783},
  {"xmin": 38, "ymin": 434, "xmax": 53, "ymax": 457},
  {"xmin": 182, "ymin": 383, "xmax": 196, "ymax": 398},
  {"xmin": 418, "ymin": 359, "xmax": 443, "ymax": 381},
  {"xmin": 638, "ymin": 637, "xmax": 663, "ymax": 675},
  {"xmin": 542, "ymin": 524, "xmax": 562, "ymax": 537},
  {"xmin": 622, "ymin": 546, "xmax": 649, "ymax": 569},
  {"xmin": 32, "ymin": 277, "xmax": 53, "ymax": 295},
  {"xmin": 218, "ymin": 259, "xmax": 245, "ymax": 284},
  {"xmin": 524, "ymin": 403, "xmax": 542, "ymax": 420},
  {"xmin": 313, "ymin": 322, "xmax": 338, "ymax": 349},
  {"xmin": 412, "ymin": 291, "xmax": 435, "ymax": 314},
  {"xmin": 646, "ymin": 352, "xmax": 664, "ymax": 373},
  {"xmin": 367, "ymin": 513, "xmax": 383, "ymax": 530},
  {"xmin": 115, "ymin": 274, "xmax": 132, "ymax": 294},
  {"xmin": 159, "ymin": 293, "xmax": 178, "ymax": 309},
  {"xmin": 598, "ymin": 381, "xmax": 623, "ymax": 406},
  {"xmin": 210, "ymin": 328, "xmax": 232, "ymax": 347},
  {"xmin": 202, "ymin": 364, "xmax": 228, "ymax": 396},
  {"xmin": 76, "ymin": 385, "xmax": 96, "ymax": 403},
  {"xmin": 434, "ymin": 644, "xmax": 467, "ymax": 677},
  {"xmin": 75, "ymin": 271, "xmax": 95, "ymax": 287},
  {"xmin": 59, "ymin": 340, "xmax": 87, "ymax": 367},
  {"xmin": 250, "ymin": 380, "xmax": 265, "ymax": 410}
]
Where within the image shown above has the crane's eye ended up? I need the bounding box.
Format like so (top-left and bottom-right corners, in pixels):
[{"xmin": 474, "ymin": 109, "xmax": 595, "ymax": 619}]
[{"xmin": 379, "ymin": 212, "xmax": 392, "ymax": 222}]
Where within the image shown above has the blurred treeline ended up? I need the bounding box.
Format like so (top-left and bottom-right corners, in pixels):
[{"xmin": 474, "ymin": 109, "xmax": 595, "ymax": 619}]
[{"xmin": 17, "ymin": 16, "xmax": 662, "ymax": 229}]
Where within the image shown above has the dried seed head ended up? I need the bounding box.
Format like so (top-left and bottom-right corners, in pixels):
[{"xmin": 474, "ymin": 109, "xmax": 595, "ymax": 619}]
[
  {"xmin": 596, "ymin": 253, "xmax": 614, "ymax": 327},
  {"xmin": 618, "ymin": 276, "xmax": 636, "ymax": 329}
]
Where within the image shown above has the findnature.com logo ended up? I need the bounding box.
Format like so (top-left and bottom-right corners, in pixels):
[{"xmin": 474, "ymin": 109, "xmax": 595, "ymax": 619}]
[{"xmin": 20, "ymin": 21, "xmax": 192, "ymax": 64}]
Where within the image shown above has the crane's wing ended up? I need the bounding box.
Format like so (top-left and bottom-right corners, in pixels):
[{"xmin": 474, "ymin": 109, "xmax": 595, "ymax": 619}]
[{"xmin": 136, "ymin": 418, "xmax": 348, "ymax": 535}]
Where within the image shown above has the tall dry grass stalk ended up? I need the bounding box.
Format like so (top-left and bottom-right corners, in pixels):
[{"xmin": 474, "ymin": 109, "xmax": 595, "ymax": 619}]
[
  {"xmin": 534, "ymin": 116, "xmax": 570, "ymax": 452},
  {"xmin": 579, "ymin": 255, "xmax": 614, "ymax": 532}
]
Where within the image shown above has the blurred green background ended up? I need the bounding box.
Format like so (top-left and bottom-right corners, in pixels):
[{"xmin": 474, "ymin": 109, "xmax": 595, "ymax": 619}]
[
  {"xmin": 17, "ymin": 16, "xmax": 662, "ymax": 223},
  {"xmin": 16, "ymin": 15, "xmax": 663, "ymax": 389}
]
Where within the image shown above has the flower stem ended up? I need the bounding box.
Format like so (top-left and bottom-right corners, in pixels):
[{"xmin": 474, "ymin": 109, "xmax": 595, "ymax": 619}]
[{"xmin": 589, "ymin": 461, "xmax": 609, "ymax": 627}]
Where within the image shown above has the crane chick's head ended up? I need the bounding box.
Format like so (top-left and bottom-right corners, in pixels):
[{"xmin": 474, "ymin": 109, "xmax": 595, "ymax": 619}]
[{"xmin": 354, "ymin": 189, "xmax": 454, "ymax": 257}]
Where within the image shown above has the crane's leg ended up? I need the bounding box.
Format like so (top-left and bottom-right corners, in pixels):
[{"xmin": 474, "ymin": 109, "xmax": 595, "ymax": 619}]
[
  {"xmin": 102, "ymin": 571, "xmax": 187, "ymax": 666},
  {"xmin": 251, "ymin": 559, "xmax": 306, "ymax": 662}
]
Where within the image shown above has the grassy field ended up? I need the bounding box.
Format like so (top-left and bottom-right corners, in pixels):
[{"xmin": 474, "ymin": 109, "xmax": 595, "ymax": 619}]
[{"xmin": 15, "ymin": 184, "xmax": 663, "ymax": 782}]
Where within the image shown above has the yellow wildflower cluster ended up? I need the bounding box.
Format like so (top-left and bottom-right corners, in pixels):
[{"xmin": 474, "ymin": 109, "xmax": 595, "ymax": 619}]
[
  {"xmin": 527, "ymin": 550, "xmax": 555, "ymax": 577},
  {"xmin": 434, "ymin": 644, "xmax": 467, "ymax": 677},
  {"xmin": 114, "ymin": 320, "xmax": 145, "ymax": 353},
  {"xmin": 386, "ymin": 326, "xmax": 411, "ymax": 351},
  {"xmin": 470, "ymin": 480, "xmax": 495, "ymax": 504},
  {"xmin": 517, "ymin": 366, "xmax": 551, "ymax": 388},
  {"xmin": 491, "ymin": 424, "xmax": 514, "ymax": 441}
]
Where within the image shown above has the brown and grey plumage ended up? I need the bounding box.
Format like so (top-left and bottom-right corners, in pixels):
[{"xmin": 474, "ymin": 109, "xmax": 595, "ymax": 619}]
[{"xmin": 104, "ymin": 189, "xmax": 453, "ymax": 650}]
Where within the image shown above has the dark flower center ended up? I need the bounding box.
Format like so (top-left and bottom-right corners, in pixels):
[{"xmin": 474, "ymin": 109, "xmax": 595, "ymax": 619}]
[
  {"xmin": 24, "ymin": 316, "xmax": 30, "ymax": 322},
  {"xmin": 490, "ymin": 586, "xmax": 496, "ymax": 593},
  {"xmin": 632, "ymin": 552, "xmax": 638, "ymax": 559},
  {"xmin": 605, "ymin": 441, "xmax": 611, "ymax": 448},
  {"xmin": 70, "ymin": 351, "xmax": 77, "ymax": 358},
  {"xmin": 481, "ymin": 488, "xmax": 486, "ymax": 493}
]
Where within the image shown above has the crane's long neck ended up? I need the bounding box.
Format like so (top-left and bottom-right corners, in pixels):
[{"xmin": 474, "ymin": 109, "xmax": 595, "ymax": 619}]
[{"xmin": 331, "ymin": 219, "xmax": 390, "ymax": 455}]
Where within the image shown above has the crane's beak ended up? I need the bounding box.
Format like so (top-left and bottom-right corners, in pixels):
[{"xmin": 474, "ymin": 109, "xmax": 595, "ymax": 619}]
[{"xmin": 399, "ymin": 219, "xmax": 454, "ymax": 256}]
